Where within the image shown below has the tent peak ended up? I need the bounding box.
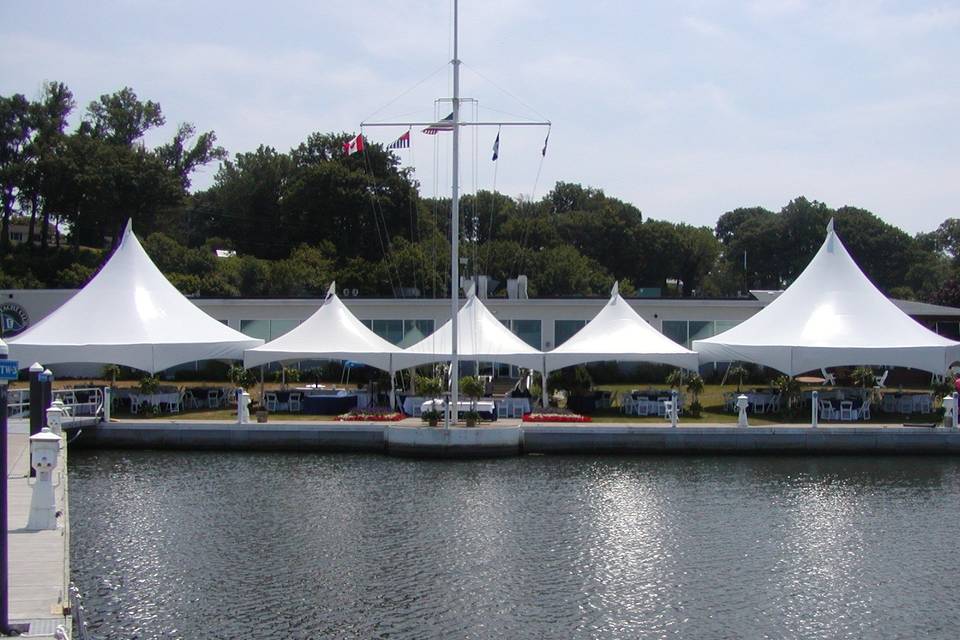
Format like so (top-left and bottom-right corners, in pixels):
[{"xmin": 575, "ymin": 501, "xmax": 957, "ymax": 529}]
[
  {"xmin": 826, "ymin": 217, "xmax": 835, "ymax": 233},
  {"xmin": 610, "ymin": 281, "xmax": 619, "ymax": 297},
  {"xmin": 123, "ymin": 218, "xmax": 133, "ymax": 238},
  {"xmin": 326, "ymin": 281, "xmax": 336, "ymax": 300}
]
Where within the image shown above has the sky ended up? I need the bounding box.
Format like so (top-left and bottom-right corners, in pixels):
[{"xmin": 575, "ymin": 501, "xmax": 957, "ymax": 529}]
[{"xmin": 1, "ymin": 0, "xmax": 958, "ymax": 234}]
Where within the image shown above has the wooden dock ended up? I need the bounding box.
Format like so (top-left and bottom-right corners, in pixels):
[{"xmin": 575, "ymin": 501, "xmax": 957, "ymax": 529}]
[{"xmin": 5, "ymin": 419, "xmax": 71, "ymax": 638}]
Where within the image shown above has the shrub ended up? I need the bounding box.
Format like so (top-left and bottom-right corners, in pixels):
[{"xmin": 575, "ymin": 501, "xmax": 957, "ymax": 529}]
[{"xmin": 227, "ymin": 364, "xmax": 257, "ymax": 390}]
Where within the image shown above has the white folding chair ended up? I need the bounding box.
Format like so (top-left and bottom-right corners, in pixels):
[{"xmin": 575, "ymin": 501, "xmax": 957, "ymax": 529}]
[
  {"xmin": 288, "ymin": 392, "xmax": 302, "ymax": 413},
  {"xmin": 657, "ymin": 398, "xmax": 669, "ymax": 417},
  {"xmin": 819, "ymin": 400, "xmax": 836, "ymax": 420},
  {"xmin": 839, "ymin": 400, "xmax": 855, "ymax": 421},
  {"xmin": 858, "ymin": 399, "xmax": 872, "ymax": 420},
  {"xmin": 874, "ymin": 370, "xmax": 889, "ymax": 388},
  {"xmin": 264, "ymin": 392, "xmax": 278, "ymax": 412},
  {"xmin": 497, "ymin": 401, "xmax": 508, "ymax": 418},
  {"xmin": 130, "ymin": 394, "xmax": 143, "ymax": 415},
  {"xmin": 208, "ymin": 389, "xmax": 220, "ymax": 409},
  {"xmin": 820, "ymin": 368, "xmax": 836, "ymax": 385},
  {"xmin": 915, "ymin": 394, "xmax": 932, "ymax": 414}
]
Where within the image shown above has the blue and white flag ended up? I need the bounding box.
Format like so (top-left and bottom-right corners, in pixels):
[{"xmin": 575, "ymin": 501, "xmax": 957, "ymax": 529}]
[{"xmin": 492, "ymin": 131, "xmax": 500, "ymax": 161}]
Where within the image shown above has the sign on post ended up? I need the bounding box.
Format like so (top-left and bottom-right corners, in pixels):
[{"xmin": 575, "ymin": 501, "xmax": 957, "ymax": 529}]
[{"xmin": 0, "ymin": 360, "xmax": 18, "ymax": 381}]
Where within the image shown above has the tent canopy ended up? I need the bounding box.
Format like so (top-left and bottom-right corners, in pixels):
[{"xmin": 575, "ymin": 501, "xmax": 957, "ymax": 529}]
[
  {"xmin": 693, "ymin": 219, "xmax": 960, "ymax": 375},
  {"xmin": 394, "ymin": 293, "xmax": 543, "ymax": 370},
  {"xmin": 546, "ymin": 282, "xmax": 699, "ymax": 372},
  {"xmin": 244, "ymin": 283, "xmax": 402, "ymax": 371},
  {"xmin": 6, "ymin": 220, "xmax": 263, "ymax": 373}
]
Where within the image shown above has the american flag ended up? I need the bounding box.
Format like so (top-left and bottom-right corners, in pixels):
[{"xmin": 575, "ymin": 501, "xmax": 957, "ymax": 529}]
[
  {"xmin": 422, "ymin": 112, "xmax": 454, "ymax": 134},
  {"xmin": 386, "ymin": 131, "xmax": 410, "ymax": 149}
]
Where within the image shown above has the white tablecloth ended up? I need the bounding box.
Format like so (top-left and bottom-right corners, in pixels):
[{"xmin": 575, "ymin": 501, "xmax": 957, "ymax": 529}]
[
  {"xmin": 403, "ymin": 396, "xmax": 530, "ymax": 416},
  {"xmin": 420, "ymin": 400, "xmax": 496, "ymax": 415}
]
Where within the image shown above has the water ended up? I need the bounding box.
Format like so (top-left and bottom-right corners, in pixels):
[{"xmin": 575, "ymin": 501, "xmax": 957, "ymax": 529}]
[{"xmin": 68, "ymin": 451, "xmax": 960, "ymax": 639}]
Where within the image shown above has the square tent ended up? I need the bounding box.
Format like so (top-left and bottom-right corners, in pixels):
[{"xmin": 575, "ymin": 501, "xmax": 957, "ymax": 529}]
[
  {"xmin": 545, "ymin": 282, "xmax": 699, "ymax": 373},
  {"xmin": 6, "ymin": 220, "xmax": 263, "ymax": 373}
]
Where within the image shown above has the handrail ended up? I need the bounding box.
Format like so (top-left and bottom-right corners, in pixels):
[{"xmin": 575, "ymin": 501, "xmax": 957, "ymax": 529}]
[{"xmin": 69, "ymin": 582, "xmax": 92, "ymax": 640}]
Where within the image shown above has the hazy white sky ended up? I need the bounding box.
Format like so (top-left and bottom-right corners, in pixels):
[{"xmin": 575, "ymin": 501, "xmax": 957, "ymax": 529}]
[{"xmin": 2, "ymin": 0, "xmax": 958, "ymax": 234}]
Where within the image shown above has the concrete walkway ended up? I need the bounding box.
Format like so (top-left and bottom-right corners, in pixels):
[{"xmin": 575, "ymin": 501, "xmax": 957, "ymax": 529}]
[{"xmin": 4, "ymin": 420, "xmax": 70, "ymax": 638}]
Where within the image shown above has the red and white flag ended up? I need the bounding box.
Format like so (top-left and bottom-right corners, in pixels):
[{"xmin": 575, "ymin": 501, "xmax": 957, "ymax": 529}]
[{"xmin": 343, "ymin": 134, "xmax": 364, "ymax": 155}]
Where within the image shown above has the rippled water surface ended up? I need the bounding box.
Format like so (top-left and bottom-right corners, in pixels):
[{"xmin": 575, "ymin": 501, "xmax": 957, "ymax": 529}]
[{"xmin": 69, "ymin": 451, "xmax": 960, "ymax": 639}]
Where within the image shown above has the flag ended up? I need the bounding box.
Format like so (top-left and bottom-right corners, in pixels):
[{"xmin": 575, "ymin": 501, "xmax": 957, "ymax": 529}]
[
  {"xmin": 491, "ymin": 131, "xmax": 500, "ymax": 161},
  {"xmin": 541, "ymin": 130, "xmax": 550, "ymax": 157},
  {"xmin": 386, "ymin": 131, "xmax": 410, "ymax": 150},
  {"xmin": 343, "ymin": 134, "xmax": 364, "ymax": 155},
  {"xmin": 422, "ymin": 112, "xmax": 454, "ymax": 134}
]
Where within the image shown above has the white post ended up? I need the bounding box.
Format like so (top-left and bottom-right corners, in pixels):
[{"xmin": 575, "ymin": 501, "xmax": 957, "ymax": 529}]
[
  {"xmin": 541, "ymin": 358, "xmax": 549, "ymax": 409},
  {"xmin": 45, "ymin": 405, "xmax": 63, "ymax": 436},
  {"xmin": 27, "ymin": 428, "xmax": 61, "ymax": 530},
  {"xmin": 389, "ymin": 356, "xmax": 396, "ymax": 411},
  {"xmin": 236, "ymin": 388, "xmax": 251, "ymax": 424},
  {"xmin": 952, "ymin": 391, "xmax": 960, "ymax": 431},
  {"xmin": 942, "ymin": 396, "xmax": 955, "ymax": 429},
  {"xmin": 670, "ymin": 389, "xmax": 679, "ymax": 427},
  {"xmin": 448, "ymin": 0, "xmax": 462, "ymax": 425},
  {"xmin": 103, "ymin": 386, "xmax": 111, "ymax": 422},
  {"xmin": 811, "ymin": 389, "xmax": 819, "ymax": 429},
  {"xmin": 736, "ymin": 394, "xmax": 749, "ymax": 427}
]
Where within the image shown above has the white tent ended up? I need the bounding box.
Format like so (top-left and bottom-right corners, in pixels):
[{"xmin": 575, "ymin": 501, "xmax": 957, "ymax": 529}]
[
  {"xmin": 6, "ymin": 220, "xmax": 263, "ymax": 373},
  {"xmin": 244, "ymin": 283, "xmax": 402, "ymax": 371},
  {"xmin": 693, "ymin": 219, "xmax": 960, "ymax": 375},
  {"xmin": 394, "ymin": 292, "xmax": 543, "ymax": 370},
  {"xmin": 545, "ymin": 282, "xmax": 699, "ymax": 372}
]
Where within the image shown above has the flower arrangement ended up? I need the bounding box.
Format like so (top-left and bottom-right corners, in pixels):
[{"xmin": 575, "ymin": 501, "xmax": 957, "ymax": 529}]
[
  {"xmin": 337, "ymin": 407, "xmax": 405, "ymax": 422},
  {"xmin": 522, "ymin": 408, "xmax": 591, "ymax": 423}
]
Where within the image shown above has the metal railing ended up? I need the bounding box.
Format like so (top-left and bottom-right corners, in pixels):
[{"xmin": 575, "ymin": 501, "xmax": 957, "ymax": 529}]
[
  {"xmin": 69, "ymin": 582, "xmax": 92, "ymax": 640},
  {"xmin": 5, "ymin": 387, "xmax": 104, "ymax": 420}
]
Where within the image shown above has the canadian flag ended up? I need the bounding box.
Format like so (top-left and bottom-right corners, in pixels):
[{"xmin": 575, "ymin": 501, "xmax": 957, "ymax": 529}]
[{"xmin": 343, "ymin": 134, "xmax": 364, "ymax": 155}]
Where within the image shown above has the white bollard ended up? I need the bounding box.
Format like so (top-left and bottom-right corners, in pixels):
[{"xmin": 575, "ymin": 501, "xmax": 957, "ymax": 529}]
[
  {"xmin": 237, "ymin": 388, "xmax": 251, "ymax": 424},
  {"xmin": 103, "ymin": 386, "xmax": 111, "ymax": 422},
  {"xmin": 46, "ymin": 405, "xmax": 64, "ymax": 436},
  {"xmin": 670, "ymin": 389, "xmax": 679, "ymax": 427},
  {"xmin": 811, "ymin": 390, "xmax": 819, "ymax": 429},
  {"xmin": 951, "ymin": 391, "xmax": 960, "ymax": 431},
  {"xmin": 942, "ymin": 396, "xmax": 954, "ymax": 429},
  {"xmin": 736, "ymin": 394, "xmax": 749, "ymax": 427},
  {"xmin": 27, "ymin": 427, "xmax": 61, "ymax": 530}
]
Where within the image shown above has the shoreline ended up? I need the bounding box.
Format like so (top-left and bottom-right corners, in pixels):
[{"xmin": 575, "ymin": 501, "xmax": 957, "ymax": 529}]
[{"xmin": 65, "ymin": 419, "xmax": 960, "ymax": 457}]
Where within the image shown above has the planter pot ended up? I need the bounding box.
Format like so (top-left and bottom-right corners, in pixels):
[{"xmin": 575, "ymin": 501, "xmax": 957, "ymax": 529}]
[
  {"xmin": 465, "ymin": 418, "xmax": 477, "ymax": 428},
  {"xmin": 256, "ymin": 410, "xmax": 269, "ymax": 423}
]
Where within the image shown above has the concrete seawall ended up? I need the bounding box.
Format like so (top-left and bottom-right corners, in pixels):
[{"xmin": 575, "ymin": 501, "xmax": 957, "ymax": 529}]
[{"xmin": 72, "ymin": 420, "xmax": 960, "ymax": 456}]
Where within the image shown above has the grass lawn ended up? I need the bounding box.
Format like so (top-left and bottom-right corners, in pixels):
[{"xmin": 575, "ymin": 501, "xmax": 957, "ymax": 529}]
[{"xmin": 592, "ymin": 383, "xmax": 941, "ymax": 424}]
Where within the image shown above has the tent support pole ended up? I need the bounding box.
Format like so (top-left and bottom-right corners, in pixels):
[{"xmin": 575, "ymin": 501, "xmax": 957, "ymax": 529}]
[
  {"xmin": 389, "ymin": 356, "xmax": 396, "ymax": 410},
  {"xmin": 541, "ymin": 357, "xmax": 549, "ymax": 409},
  {"xmin": 259, "ymin": 366, "xmax": 265, "ymax": 406}
]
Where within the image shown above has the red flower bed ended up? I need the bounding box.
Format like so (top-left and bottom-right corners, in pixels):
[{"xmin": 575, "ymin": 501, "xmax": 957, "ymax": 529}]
[
  {"xmin": 522, "ymin": 412, "xmax": 592, "ymax": 423},
  {"xmin": 337, "ymin": 408, "xmax": 406, "ymax": 422}
]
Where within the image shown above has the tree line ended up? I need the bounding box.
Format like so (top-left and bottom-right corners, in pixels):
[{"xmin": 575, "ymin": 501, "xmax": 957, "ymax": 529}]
[{"xmin": 2, "ymin": 82, "xmax": 958, "ymax": 304}]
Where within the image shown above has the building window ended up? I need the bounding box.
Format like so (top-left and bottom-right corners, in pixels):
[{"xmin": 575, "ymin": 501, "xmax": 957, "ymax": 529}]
[
  {"xmin": 240, "ymin": 319, "xmax": 271, "ymax": 342},
  {"xmin": 936, "ymin": 321, "xmax": 960, "ymax": 340},
  {"xmin": 239, "ymin": 319, "xmax": 299, "ymax": 341},
  {"xmin": 554, "ymin": 319, "xmax": 586, "ymax": 347},
  {"xmin": 661, "ymin": 320, "xmax": 740, "ymax": 348},
  {"xmin": 662, "ymin": 320, "xmax": 689, "ymax": 347},
  {"xmin": 9, "ymin": 231, "xmax": 24, "ymax": 243},
  {"xmin": 361, "ymin": 319, "xmax": 435, "ymax": 346}
]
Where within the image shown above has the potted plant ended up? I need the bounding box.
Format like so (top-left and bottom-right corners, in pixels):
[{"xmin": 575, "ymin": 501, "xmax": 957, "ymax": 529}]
[
  {"xmin": 421, "ymin": 409, "xmax": 442, "ymax": 427},
  {"xmin": 416, "ymin": 375, "xmax": 444, "ymax": 398},
  {"xmin": 138, "ymin": 374, "xmax": 160, "ymax": 396},
  {"xmin": 459, "ymin": 375, "xmax": 485, "ymax": 426},
  {"xmin": 251, "ymin": 401, "xmax": 268, "ymax": 423},
  {"xmin": 685, "ymin": 372, "xmax": 704, "ymax": 418},
  {"xmin": 727, "ymin": 363, "xmax": 748, "ymax": 392}
]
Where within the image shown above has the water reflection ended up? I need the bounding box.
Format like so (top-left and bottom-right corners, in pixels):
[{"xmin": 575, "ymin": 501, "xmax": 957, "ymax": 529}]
[{"xmin": 69, "ymin": 452, "xmax": 960, "ymax": 639}]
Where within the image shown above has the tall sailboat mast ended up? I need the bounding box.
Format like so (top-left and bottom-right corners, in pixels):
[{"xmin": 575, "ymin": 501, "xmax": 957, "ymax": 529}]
[
  {"xmin": 361, "ymin": 0, "xmax": 550, "ymax": 427},
  {"xmin": 449, "ymin": 0, "xmax": 461, "ymax": 424}
]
